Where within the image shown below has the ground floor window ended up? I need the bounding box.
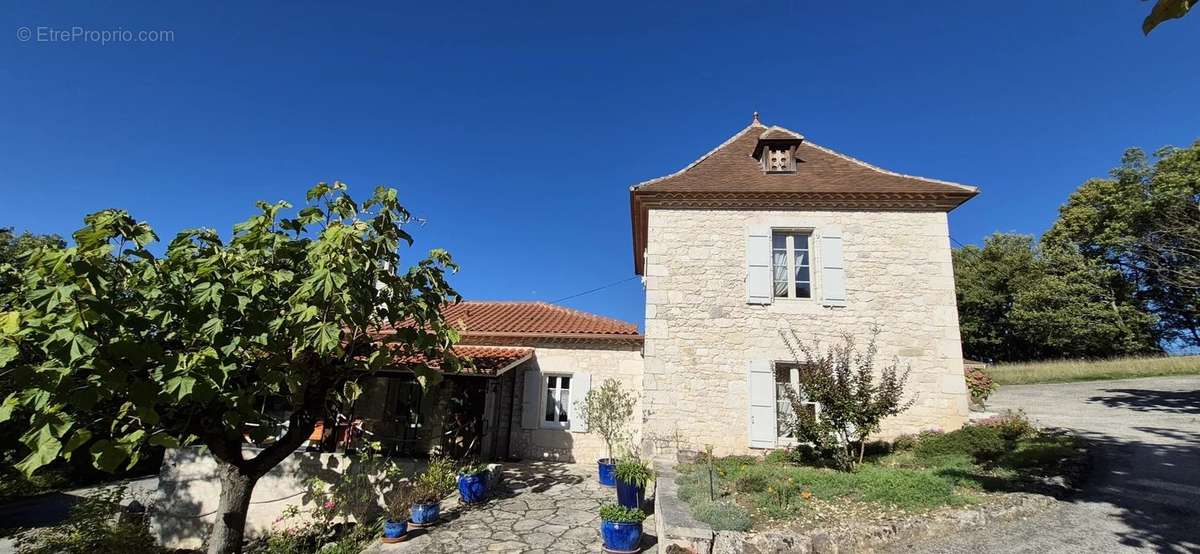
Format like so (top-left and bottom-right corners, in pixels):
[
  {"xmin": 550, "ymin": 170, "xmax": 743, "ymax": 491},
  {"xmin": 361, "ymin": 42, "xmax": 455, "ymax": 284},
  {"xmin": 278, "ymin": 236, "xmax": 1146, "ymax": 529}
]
[
  {"xmin": 543, "ymin": 374, "xmax": 571, "ymax": 428},
  {"xmin": 775, "ymin": 362, "xmax": 820, "ymax": 439}
]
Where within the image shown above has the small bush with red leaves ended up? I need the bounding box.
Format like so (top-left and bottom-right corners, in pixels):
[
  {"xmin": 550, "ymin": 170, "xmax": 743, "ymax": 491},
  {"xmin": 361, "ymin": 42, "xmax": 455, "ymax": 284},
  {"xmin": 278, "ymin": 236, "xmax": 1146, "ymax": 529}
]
[{"xmin": 965, "ymin": 367, "xmax": 997, "ymax": 406}]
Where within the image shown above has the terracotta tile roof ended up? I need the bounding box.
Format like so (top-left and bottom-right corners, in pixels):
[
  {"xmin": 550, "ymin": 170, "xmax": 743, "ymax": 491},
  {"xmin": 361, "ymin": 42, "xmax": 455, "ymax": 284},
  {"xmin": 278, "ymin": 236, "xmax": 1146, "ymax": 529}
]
[
  {"xmin": 632, "ymin": 120, "xmax": 978, "ymax": 197},
  {"xmin": 391, "ymin": 345, "xmax": 533, "ymax": 376},
  {"xmin": 442, "ymin": 301, "xmax": 640, "ymax": 339},
  {"xmin": 629, "ymin": 118, "xmax": 979, "ymax": 274}
]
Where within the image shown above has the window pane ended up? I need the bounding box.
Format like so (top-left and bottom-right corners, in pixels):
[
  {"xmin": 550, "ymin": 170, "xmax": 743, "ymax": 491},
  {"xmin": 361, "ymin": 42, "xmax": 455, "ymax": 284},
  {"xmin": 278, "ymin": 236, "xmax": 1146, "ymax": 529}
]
[
  {"xmin": 772, "ymin": 234, "xmax": 786, "ymax": 249},
  {"xmin": 559, "ymin": 389, "xmax": 570, "ymax": 422},
  {"xmin": 560, "ymin": 376, "xmax": 570, "ymax": 390},
  {"xmin": 796, "ymin": 283, "xmax": 811, "ymax": 298},
  {"xmin": 775, "ymin": 366, "xmax": 791, "ymax": 384},
  {"xmin": 773, "ymin": 249, "xmax": 789, "ymax": 297},
  {"xmin": 545, "ymin": 386, "xmax": 555, "ymax": 421},
  {"xmin": 796, "ymin": 265, "xmax": 810, "ymax": 284},
  {"xmin": 794, "ymin": 250, "xmax": 808, "ymax": 268}
]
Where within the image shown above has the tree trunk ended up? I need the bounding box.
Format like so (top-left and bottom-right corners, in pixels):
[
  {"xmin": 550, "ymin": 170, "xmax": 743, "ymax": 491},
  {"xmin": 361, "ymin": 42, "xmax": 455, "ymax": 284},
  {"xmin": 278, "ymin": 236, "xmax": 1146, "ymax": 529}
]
[{"xmin": 207, "ymin": 461, "xmax": 260, "ymax": 554}]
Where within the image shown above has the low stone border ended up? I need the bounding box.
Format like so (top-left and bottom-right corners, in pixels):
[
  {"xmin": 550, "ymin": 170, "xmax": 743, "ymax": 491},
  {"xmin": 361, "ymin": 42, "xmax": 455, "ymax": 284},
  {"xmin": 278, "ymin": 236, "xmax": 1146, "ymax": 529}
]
[
  {"xmin": 711, "ymin": 493, "xmax": 1057, "ymax": 554},
  {"xmin": 655, "ymin": 443, "xmax": 1090, "ymax": 554}
]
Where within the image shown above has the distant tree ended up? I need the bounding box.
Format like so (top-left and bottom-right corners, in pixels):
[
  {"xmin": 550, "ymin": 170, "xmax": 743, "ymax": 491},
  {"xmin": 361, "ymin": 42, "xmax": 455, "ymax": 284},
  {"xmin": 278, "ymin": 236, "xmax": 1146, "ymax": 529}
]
[
  {"xmin": 1143, "ymin": 0, "xmax": 1195, "ymax": 35},
  {"xmin": 953, "ymin": 233, "xmax": 1161, "ymax": 362},
  {"xmin": 0, "ymin": 183, "xmax": 464, "ymax": 554},
  {"xmin": 1009, "ymin": 246, "xmax": 1160, "ymax": 359},
  {"xmin": 953, "ymin": 234, "xmax": 1042, "ymax": 362},
  {"xmin": 1044, "ymin": 142, "xmax": 1200, "ymax": 348}
]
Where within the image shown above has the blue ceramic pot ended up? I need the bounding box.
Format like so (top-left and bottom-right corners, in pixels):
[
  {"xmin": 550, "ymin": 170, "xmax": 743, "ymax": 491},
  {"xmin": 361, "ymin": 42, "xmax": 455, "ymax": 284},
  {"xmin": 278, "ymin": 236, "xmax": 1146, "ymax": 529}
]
[
  {"xmin": 597, "ymin": 458, "xmax": 617, "ymax": 487},
  {"xmin": 458, "ymin": 472, "xmax": 489, "ymax": 504},
  {"xmin": 615, "ymin": 477, "xmax": 645, "ymax": 510},
  {"xmin": 410, "ymin": 501, "xmax": 440, "ymax": 525},
  {"xmin": 383, "ymin": 519, "xmax": 407, "ymax": 539},
  {"xmin": 600, "ymin": 520, "xmax": 642, "ymax": 552}
]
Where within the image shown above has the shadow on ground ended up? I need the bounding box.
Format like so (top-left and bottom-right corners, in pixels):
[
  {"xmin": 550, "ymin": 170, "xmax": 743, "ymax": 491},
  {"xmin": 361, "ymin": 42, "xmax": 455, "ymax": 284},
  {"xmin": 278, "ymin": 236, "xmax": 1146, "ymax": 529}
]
[{"xmin": 1088, "ymin": 388, "xmax": 1200, "ymax": 415}]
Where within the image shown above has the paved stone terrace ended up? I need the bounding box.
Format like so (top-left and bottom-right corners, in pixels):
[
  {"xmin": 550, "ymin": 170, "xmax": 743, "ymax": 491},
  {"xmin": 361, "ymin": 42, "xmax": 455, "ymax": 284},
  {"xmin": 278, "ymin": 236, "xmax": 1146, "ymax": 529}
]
[{"xmin": 369, "ymin": 461, "xmax": 658, "ymax": 553}]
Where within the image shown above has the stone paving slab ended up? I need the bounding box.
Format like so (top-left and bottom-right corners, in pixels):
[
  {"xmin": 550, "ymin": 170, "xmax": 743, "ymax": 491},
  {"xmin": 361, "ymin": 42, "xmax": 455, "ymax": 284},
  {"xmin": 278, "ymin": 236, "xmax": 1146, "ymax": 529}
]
[{"xmin": 366, "ymin": 461, "xmax": 658, "ymax": 553}]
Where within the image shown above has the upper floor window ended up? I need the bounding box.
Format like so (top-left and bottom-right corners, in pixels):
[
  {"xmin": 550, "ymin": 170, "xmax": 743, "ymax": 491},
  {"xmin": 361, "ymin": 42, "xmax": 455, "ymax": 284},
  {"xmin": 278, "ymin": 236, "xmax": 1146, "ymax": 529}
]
[
  {"xmin": 772, "ymin": 231, "xmax": 811, "ymax": 299},
  {"xmin": 543, "ymin": 374, "xmax": 571, "ymax": 428}
]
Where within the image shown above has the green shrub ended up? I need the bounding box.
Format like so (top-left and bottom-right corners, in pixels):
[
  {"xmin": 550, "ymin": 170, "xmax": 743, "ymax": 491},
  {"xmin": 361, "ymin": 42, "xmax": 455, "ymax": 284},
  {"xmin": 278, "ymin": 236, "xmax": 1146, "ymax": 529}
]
[
  {"xmin": 691, "ymin": 500, "xmax": 751, "ymax": 531},
  {"xmin": 892, "ymin": 434, "xmax": 919, "ymax": 451},
  {"xmin": 458, "ymin": 462, "xmax": 489, "ymax": 476},
  {"xmin": 976, "ymin": 410, "xmax": 1035, "ymax": 442},
  {"xmin": 599, "ymin": 504, "xmax": 647, "ymax": 523},
  {"xmin": 15, "ymin": 487, "xmax": 162, "ymax": 554},
  {"xmin": 734, "ymin": 472, "xmax": 770, "ymax": 493},
  {"xmin": 763, "ymin": 449, "xmax": 800, "ymax": 466},
  {"xmin": 915, "ymin": 425, "xmax": 1006, "ymax": 462}
]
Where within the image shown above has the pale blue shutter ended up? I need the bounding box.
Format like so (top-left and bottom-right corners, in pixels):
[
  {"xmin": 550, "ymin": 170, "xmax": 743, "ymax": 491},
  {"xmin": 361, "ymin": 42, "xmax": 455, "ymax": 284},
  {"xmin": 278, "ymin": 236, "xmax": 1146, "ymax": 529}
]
[
  {"xmin": 520, "ymin": 368, "xmax": 542, "ymax": 430},
  {"xmin": 746, "ymin": 225, "xmax": 773, "ymax": 305},
  {"xmin": 747, "ymin": 360, "xmax": 777, "ymax": 449},
  {"xmin": 568, "ymin": 373, "xmax": 591, "ymax": 433},
  {"xmin": 820, "ymin": 226, "xmax": 847, "ymax": 307}
]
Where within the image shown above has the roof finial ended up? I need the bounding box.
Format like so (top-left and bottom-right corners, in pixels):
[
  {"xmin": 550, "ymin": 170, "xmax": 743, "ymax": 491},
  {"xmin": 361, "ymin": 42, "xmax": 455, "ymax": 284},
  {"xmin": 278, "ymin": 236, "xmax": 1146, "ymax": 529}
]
[{"xmin": 752, "ymin": 111, "xmax": 761, "ymax": 125}]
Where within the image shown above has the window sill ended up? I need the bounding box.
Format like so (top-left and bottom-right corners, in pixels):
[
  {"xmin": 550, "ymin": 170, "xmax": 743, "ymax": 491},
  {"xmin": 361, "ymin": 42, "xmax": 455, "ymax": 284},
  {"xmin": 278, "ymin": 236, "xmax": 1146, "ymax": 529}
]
[{"xmin": 539, "ymin": 422, "xmax": 570, "ymax": 431}]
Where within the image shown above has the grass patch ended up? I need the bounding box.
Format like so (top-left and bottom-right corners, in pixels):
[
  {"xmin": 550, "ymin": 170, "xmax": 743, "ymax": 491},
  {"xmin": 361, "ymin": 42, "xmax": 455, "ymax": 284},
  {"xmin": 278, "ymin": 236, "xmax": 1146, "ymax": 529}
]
[
  {"xmin": 676, "ymin": 419, "xmax": 1083, "ymax": 531},
  {"xmin": 987, "ymin": 355, "xmax": 1200, "ymax": 385}
]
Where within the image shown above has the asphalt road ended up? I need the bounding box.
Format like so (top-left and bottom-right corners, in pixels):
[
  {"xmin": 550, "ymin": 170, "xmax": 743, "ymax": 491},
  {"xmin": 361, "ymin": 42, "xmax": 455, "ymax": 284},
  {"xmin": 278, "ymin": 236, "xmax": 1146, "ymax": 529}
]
[{"xmin": 884, "ymin": 375, "xmax": 1200, "ymax": 554}]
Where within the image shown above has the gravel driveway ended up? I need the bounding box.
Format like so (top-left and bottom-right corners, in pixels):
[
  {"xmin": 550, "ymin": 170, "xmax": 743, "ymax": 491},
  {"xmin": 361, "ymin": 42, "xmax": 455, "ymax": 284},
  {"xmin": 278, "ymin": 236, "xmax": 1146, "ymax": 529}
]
[{"xmin": 884, "ymin": 375, "xmax": 1200, "ymax": 554}]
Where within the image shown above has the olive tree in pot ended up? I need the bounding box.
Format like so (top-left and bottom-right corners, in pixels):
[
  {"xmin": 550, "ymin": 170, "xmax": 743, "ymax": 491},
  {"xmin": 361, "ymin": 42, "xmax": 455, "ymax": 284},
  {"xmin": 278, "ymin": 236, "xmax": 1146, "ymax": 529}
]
[{"xmin": 577, "ymin": 378, "xmax": 636, "ymax": 487}]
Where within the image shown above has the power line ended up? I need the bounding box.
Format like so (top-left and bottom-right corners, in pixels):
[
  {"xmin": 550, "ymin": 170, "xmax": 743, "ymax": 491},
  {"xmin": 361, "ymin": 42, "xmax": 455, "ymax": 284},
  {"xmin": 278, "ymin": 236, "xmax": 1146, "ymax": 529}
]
[{"xmin": 551, "ymin": 275, "xmax": 640, "ymax": 304}]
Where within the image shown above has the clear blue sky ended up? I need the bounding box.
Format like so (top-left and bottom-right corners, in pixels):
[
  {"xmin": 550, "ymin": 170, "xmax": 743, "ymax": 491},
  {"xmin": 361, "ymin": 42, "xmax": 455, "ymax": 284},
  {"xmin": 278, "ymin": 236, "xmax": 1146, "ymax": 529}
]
[{"xmin": 2, "ymin": 2, "xmax": 1197, "ymax": 329}]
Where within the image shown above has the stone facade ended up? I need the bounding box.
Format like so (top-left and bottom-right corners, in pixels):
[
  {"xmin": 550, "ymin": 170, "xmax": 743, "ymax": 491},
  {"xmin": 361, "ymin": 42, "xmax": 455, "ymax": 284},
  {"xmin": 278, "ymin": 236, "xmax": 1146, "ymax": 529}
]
[
  {"xmin": 641, "ymin": 208, "xmax": 967, "ymax": 456},
  {"xmin": 508, "ymin": 340, "xmax": 644, "ymax": 463}
]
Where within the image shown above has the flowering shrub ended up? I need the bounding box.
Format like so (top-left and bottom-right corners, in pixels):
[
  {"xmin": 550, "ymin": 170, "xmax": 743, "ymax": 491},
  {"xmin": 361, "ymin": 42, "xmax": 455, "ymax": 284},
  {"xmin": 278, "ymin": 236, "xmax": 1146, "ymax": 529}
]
[
  {"xmin": 974, "ymin": 410, "xmax": 1035, "ymax": 441},
  {"xmin": 965, "ymin": 367, "xmax": 996, "ymax": 407}
]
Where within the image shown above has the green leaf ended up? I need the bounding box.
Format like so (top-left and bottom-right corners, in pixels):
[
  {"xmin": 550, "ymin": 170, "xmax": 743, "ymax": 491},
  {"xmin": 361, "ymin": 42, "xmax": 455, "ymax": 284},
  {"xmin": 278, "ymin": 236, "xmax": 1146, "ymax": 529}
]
[
  {"xmin": 199, "ymin": 317, "xmax": 224, "ymax": 341},
  {"xmin": 0, "ymin": 311, "xmax": 19, "ymax": 334},
  {"xmin": 1144, "ymin": 0, "xmax": 1195, "ymax": 34},
  {"xmin": 15, "ymin": 437, "xmax": 61, "ymax": 476},
  {"xmin": 148, "ymin": 433, "xmax": 181, "ymax": 449},
  {"xmin": 63, "ymin": 429, "xmax": 93, "ymax": 455},
  {"xmin": 89, "ymin": 439, "xmax": 130, "ymax": 473},
  {"xmin": 0, "ymin": 345, "xmax": 18, "ymax": 368},
  {"xmin": 0, "ymin": 394, "xmax": 18, "ymax": 422},
  {"xmin": 164, "ymin": 375, "xmax": 196, "ymax": 401}
]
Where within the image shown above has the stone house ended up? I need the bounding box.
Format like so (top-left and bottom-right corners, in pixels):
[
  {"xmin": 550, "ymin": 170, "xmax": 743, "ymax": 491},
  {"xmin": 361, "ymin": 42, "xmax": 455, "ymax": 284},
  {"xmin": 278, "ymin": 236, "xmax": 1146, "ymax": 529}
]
[
  {"xmin": 630, "ymin": 114, "xmax": 977, "ymax": 456},
  {"xmin": 357, "ymin": 301, "xmax": 645, "ymax": 463},
  {"xmin": 353, "ymin": 114, "xmax": 977, "ymax": 462}
]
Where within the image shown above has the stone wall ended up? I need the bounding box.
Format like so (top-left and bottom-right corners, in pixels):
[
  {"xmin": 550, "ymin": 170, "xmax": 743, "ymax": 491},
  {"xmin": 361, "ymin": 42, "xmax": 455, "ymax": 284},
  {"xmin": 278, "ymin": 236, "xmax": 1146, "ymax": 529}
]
[
  {"xmin": 151, "ymin": 447, "xmax": 428, "ymax": 549},
  {"xmin": 508, "ymin": 340, "xmax": 644, "ymax": 463},
  {"xmin": 642, "ymin": 208, "xmax": 967, "ymax": 456}
]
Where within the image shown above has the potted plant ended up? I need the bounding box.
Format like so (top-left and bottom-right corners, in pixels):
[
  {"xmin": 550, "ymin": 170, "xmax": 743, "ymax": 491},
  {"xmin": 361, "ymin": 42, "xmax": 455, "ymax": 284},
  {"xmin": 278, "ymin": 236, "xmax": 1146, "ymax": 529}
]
[
  {"xmin": 599, "ymin": 503, "xmax": 646, "ymax": 553},
  {"xmin": 457, "ymin": 462, "xmax": 490, "ymax": 504},
  {"xmin": 410, "ymin": 455, "xmax": 456, "ymax": 527},
  {"xmin": 381, "ymin": 482, "xmax": 412, "ymax": 543},
  {"xmin": 578, "ymin": 378, "xmax": 636, "ymax": 487},
  {"xmin": 614, "ymin": 456, "xmax": 653, "ymax": 510}
]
